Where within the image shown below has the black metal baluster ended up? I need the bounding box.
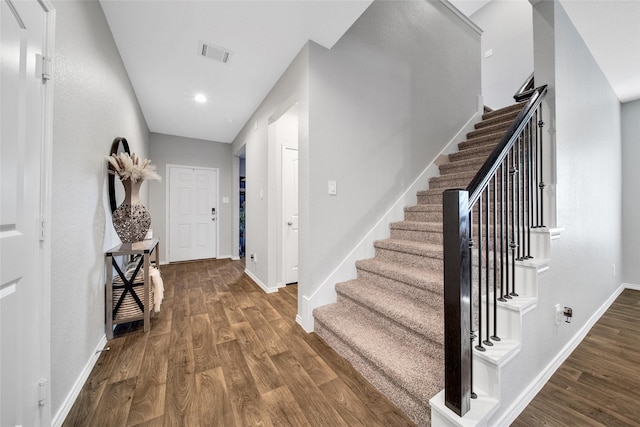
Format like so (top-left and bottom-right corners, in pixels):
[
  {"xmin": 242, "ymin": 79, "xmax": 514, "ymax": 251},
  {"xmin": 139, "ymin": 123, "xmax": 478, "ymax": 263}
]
[
  {"xmin": 475, "ymin": 196, "xmax": 485, "ymax": 352},
  {"xmin": 516, "ymin": 133, "xmax": 524, "ymax": 261},
  {"xmin": 483, "ymin": 189, "xmax": 492, "ymax": 347},
  {"xmin": 510, "ymin": 147, "xmax": 518, "ymax": 297},
  {"xmin": 526, "ymin": 119, "xmax": 533, "ymax": 258},
  {"xmin": 532, "ymin": 109, "xmax": 539, "ymax": 228},
  {"xmin": 468, "ymin": 208, "xmax": 477, "ymax": 399},
  {"xmin": 538, "ymin": 104, "xmax": 545, "ymax": 227},
  {"xmin": 499, "ymin": 162, "xmax": 507, "ymax": 303},
  {"xmin": 491, "ymin": 174, "xmax": 500, "ymax": 341},
  {"xmin": 505, "ymin": 150, "xmax": 512, "ymax": 300}
]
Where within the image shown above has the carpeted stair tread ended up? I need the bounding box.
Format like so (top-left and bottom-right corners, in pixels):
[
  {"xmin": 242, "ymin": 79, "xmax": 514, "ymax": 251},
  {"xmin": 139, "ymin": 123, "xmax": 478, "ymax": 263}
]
[
  {"xmin": 482, "ymin": 103, "xmax": 524, "ymax": 120},
  {"xmin": 405, "ymin": 204, "xmax": 442, "ymax": 213},
  {"xmin": 357, "ymin": 258, "xmax": 443, "ymax": 296},
  {"xmin": 313, "ymin": 303, "xmax": 443, "ymax": 405},
  {"xmin": 336, "ymin": 279, "xmax": 444, "ymax": 345},
  {"xmin": 427, "ymin": 171, "xmax": 475, "ymax": 189},
  {"xmin": 466, "ymin": 121, "xmax": 512, "ymax": 140},
  {"xmin": 374, "ymin": 238, "xmax": 443, "ymax": 259},
  {"xmin": 475, "ymin": 108, "xmax": 522, "ymax": 130},
  {"xmin": 457, "ymin": 132, "xmax": 505, "ymax": 151},
  {"xmin": 439, "ymin": 156, "xmax": 488, "ymax": 175},
  {"xmin": 390, "ymin": 220, "xmax": 442, "ymax": 232},
  {"xmin": 449, "ymin": 143, "xmax": 498, "ymax": 162}
]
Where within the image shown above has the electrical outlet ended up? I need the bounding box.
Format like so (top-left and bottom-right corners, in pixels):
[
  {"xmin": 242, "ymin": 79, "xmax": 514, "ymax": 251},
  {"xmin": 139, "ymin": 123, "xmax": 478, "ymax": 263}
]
[
  {"xmin": 555, "ymin": 304, "xmax": 563, "ymax": 325},
  {"xmin": 250, "ymin": 253, "xmax": 257, "ymax": 263}
]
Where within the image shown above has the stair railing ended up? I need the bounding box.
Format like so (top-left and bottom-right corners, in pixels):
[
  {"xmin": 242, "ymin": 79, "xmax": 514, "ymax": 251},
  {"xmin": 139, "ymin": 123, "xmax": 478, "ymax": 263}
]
[{"xmin": 442, "ymin": 85, "xmax": 547, "ymax": 417}]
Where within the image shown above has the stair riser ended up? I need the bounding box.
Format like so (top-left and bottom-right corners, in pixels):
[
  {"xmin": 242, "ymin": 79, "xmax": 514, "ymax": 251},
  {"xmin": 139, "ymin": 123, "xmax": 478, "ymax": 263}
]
[
  {"xmin": 482, "ymin": 104, "xmax": 524, "ymax": 121},
  {"xmin": 336, "ymin": 293, "xmax": 445, "ymax": 350},
  {"xmin": 418, "ymin": 193, "xmax": 442, "ymax": 205},
  {"xmin": 375, "ymin": 246, "xmax": 443, "ymax": 270},
  {"xmin": 458, "ymin": 134, "xmax": 504, "ymax": 151},
  {"xmin": 428, "ymin": 176, "xmax": 472, "ymax": 190},
  {"xmin": 390, "ymin": 228, "xmax": 442, "ymax": 245},
  {"xmin": 404, "ymin": 210, "xmax": 442, "ymax": 222},
  {"xmin": 449, "ymin": 144, "xmax": 497, "ymax": 162},
  {"xmin": 439, "ymin": 160, "xmax": 487, "ymax": 176},
  {"xmin": 357, "ymin": 268, "xmax": 443, "ymax": 305},
  {"xmin": 467, "ymin": 124, "xmax": 510, "ymax": 140},
  {"xmin": 475, "ymin": 111, "xmax": 521, "ymax": 130},
  {"xmin": 313, "ymin": 322, "xmax": 433, "ymax": 426}
]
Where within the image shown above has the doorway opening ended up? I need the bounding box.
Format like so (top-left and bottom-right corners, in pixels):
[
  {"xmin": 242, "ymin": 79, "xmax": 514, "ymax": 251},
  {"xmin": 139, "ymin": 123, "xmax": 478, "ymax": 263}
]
[{"xmin": 268, "ymin": 102, "xmax": 299, "ymax": 287}]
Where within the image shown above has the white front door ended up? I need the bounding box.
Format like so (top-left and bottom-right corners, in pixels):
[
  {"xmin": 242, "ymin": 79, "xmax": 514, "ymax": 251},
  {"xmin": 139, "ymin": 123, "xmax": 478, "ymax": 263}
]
[
  {"xmin": 168, "ymin": 166, "xmax": 218, "ymax": 262},
  {"xmin": 283, "ymin": 147, "xmax": 298, "ymax": 284},
  {"xmin": 1, "ymin": 0, "xmax": 53, "ymax": 425}
]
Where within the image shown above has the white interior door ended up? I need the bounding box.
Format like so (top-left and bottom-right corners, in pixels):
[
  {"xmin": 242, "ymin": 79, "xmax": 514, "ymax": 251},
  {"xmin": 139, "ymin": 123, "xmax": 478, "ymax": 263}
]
[
  {"xmin": 1, "ymin": 0, "xmax": 52, "ymax": 425},
  {"xmin": 169, "ymin": 166, "xmax": 218, "ymax": 262},
  {"xmin": 283, "ymin": 147, "xmax": 298, "ymax": 284}
]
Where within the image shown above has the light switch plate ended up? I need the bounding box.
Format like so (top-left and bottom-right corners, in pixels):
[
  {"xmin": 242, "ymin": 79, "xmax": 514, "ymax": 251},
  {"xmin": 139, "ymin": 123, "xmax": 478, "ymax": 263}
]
[{"xmin": 328, "ymin": 180, "xmax": 337, "ymax": 195}]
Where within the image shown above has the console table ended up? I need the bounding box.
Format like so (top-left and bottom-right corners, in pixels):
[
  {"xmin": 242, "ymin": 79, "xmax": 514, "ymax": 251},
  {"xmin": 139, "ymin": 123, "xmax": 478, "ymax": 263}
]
[{"xmin": 105, "ymin": 239, "xmax": 159, "ymax": 339}]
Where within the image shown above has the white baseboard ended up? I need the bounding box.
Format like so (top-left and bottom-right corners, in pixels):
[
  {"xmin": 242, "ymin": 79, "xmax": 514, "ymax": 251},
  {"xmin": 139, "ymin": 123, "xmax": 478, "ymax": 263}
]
[
  {"xmin": 231, "ymin": 256, "xmax": 241, "ymax": 261},
  {"xmin": 496, "ymin": 283, "xmax": 627, "ymax": 426},
  {"xmin": 52, "ymin": 334, "xmax": 108, "ymax": 427},
  {"xmin": 297, "ymin": 103, "xmax": 484, "ymax": 333},
  {"xmin": 296, "ymin": 313, "xmax": 313, "ymax": 333},
  {"xmin": 624, "ymin": 282, "xmax": 640, "ymax": 291},
  {"xmin": 244, "ymin": 268, "xmax": 278, "ymax": 294}
]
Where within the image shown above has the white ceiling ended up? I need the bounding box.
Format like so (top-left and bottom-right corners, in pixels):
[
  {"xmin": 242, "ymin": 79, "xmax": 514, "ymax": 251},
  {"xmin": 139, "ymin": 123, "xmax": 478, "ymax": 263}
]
[
  {"xmin": 101, "ymin": 0, "xmax": 639, "ymax": 144},
  {"xmin": 100, "ymin": 0, "xmax": 373, "ymax": 143}
]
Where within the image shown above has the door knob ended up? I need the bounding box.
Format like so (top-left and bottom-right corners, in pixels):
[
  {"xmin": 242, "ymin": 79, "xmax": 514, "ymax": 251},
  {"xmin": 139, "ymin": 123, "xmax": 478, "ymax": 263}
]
[{"xmin": 287, "ymin": 221, "xmax": 293, "ymax": 226}]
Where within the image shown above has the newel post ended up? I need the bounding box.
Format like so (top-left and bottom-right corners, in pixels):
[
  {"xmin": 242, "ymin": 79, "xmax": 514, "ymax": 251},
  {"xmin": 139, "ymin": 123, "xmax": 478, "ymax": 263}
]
[{"xmin": 443, "ymin": 189, "xmax": 471, "ymax": 417}]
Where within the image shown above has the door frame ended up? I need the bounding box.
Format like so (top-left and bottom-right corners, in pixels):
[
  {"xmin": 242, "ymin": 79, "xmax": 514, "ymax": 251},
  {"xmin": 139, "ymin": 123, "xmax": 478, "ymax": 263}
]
[
  {"xmin": 281, "ymin": 145, "xmax": 298, "ymax": 285},
  {"xmin": 165, "ymin": 164, "xmax": 220, "ymax": 262}
]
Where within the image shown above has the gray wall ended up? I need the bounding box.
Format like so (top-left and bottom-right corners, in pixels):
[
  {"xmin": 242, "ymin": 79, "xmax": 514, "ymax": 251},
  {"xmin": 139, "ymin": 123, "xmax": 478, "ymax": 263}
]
[
  {"xmin": 51, "ymin": 0, "xmax": 149, "ymax": 416},
  {"xmin": 491, "ymin": 1, "xmax": 623, "ymax": 422},
  {"xmin": 148, "ymin": 132, "xmax": 233, "ymax": 262},
  {"xmin": 470, "ymin": 0, "xmax": 534, "ymax": 109},
  {"xmin": 622, "ymin": 99, "xmax": 640, "ymax": 284},
  {"xmin": 303, "ymin": 0, "xmax": 480, "ymax": 313}
]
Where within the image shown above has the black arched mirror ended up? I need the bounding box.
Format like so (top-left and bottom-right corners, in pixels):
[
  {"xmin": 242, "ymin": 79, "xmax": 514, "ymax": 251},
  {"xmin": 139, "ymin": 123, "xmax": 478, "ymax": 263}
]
[{"xmin": 108, "ymin": 137, "xmax": 130, "ymax": 213}]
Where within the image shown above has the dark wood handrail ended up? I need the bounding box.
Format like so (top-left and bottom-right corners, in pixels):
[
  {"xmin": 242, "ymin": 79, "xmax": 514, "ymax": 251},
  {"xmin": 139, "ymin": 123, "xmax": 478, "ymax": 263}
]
[
  {"xmin": 467, "ymin": 85, "xmax": 547, "ymax": 207},
  {"xmin": 514, "ymin": 73, "xmax": 535, "ymax": 102}
]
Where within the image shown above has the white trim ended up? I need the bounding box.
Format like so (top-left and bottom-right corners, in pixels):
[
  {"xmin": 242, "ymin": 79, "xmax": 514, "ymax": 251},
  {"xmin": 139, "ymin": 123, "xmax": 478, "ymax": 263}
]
[
  {"xmin": 439, "ymin": 0, "xmax": 483, "ymax": 35},
  {"xmin": 296, "ymin": 314, "xmax": 312, "ymax": 333},
  {"xmin": 244, "ymin": 268, "xmax": 278, "ymax": 294},
  {"xmin": 496, "ymin": 284, "xmax": 628, "ymax": 426},
  {"xmin": 165, "ymin": 164, "xmax": 220, "ymax": 262},
  {"xmin": 52, "ymin": 335, "xmax": 108, "ymax": 427},
  {"xmin": 297, "ymin": 103, "xmax": 484, "ymax": 331},
  {"xmin": 624, "ymin": 282, "xmax": 640, "ymax": 291},
  {"xmin": 281, "ymin": 145, "xmax": 298, "ymax": 286}
]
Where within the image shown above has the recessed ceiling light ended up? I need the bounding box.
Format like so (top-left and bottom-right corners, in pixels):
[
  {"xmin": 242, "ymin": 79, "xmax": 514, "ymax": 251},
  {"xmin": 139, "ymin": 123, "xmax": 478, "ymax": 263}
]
[{"xmin": 194, "ymin": 94, "xmax": 207, "ymax": 103}]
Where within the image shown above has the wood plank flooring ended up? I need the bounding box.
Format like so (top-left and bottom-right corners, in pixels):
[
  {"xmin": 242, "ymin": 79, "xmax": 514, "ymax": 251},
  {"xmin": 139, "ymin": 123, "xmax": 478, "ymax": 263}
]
[
  {"xmin": 513, "ymin": 289, "xmax": 640, "ymax": 427},
  {"xmin": 63, "ymin": 259, "xmax": 415, "ymax": 427}
]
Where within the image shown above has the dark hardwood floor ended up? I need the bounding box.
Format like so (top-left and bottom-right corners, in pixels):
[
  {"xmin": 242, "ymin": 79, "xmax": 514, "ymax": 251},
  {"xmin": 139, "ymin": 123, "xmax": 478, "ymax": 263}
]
[
  {"xmin": 63, "ymin": 258, "xmax": 415, "ymax": 427},
  {"xmin": 513, "ymin": 289, "xmax": 640, "ymax": 426}
]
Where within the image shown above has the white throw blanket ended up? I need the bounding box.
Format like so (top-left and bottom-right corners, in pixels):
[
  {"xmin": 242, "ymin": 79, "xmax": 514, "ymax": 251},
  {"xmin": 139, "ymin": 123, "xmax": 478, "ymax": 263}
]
[{"xmin": 149, "ymin": 267, "xmax": 164, "ymax": 313}]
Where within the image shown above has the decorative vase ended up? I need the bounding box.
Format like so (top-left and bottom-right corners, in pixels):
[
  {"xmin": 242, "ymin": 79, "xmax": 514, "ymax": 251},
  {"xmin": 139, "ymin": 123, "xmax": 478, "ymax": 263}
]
[{"xmin": 112, "ymin": 179, "xmax": 151, "ymax": 243}]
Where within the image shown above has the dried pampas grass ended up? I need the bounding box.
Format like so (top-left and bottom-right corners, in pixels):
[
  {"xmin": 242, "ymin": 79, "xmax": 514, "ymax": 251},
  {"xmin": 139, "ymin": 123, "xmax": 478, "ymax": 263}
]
[{"xmin": 106, "ymin": 152, "xmax": 161, "ymax": 183}]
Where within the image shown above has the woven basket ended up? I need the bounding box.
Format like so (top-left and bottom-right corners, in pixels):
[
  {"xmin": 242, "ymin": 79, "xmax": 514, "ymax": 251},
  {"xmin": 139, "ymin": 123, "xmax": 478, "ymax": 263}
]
[{"xmin": 112, "ymin": 269, "xmax": 154, "ymax": 321}]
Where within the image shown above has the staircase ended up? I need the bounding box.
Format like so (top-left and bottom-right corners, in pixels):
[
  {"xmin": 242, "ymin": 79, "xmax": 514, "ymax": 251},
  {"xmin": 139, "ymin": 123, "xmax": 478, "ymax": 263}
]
[{"xmin": 313, "ymin": 102, "xmax": 525, "ymax": 426}]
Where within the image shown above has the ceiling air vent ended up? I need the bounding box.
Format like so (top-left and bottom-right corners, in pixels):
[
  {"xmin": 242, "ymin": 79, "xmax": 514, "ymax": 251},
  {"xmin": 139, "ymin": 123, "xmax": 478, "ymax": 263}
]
[{"xmin": 198, "ymin": 41, "xmax": 231, "ymax": 64}]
